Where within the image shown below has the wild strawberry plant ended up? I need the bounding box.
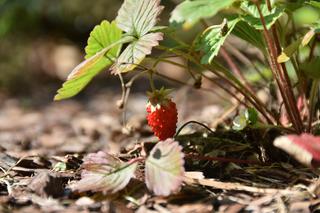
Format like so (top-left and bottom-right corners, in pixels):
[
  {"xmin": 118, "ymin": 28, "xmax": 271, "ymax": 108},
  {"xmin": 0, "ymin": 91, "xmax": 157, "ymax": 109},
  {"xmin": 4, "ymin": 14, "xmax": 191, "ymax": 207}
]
[{"xmin": 55, "ymin": 0, "xmax": 320, "ymax": 195}]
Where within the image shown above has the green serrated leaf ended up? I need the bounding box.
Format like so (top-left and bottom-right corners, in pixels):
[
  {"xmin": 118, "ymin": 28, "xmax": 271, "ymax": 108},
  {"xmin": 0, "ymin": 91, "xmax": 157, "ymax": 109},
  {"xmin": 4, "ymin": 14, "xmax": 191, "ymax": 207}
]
[
  {"xmin": 116, "ymin": 0, "xmax": 164, "ymax": 37},
  {"xmin": 241, "ymin": 1, "xmax": 284, "ymax": 30},
  {"xmin": 145, "ymin": 139, "xmax": 185, "ymax": 196},
  {"xmin": 196, "ymin": 18, "xmax": 240, "ymax": 64},
  {"xmin": 54, "ymin": 21, "xmax": 124, "ymax": 101},
  {"xmin": 70, "ymin": 151, "xmax": 137, "ymax": 194},
  {"xmin": 85, "ymin": 21, "xmax": 122, "ymax": 59},
  {"xmin": 232, "ymin": 21, "xmax": 265, "ymax": 51},
  {"xmin": 170, "ymin": 0, "xmax": 236, "ymax": 29},
  {"xmin": 112, "ymin": 32, "xmax": 163, "ymax": 74},
  {"xmin": 277, "ymin": 38, "xmax": 302, "ymax": 63}
]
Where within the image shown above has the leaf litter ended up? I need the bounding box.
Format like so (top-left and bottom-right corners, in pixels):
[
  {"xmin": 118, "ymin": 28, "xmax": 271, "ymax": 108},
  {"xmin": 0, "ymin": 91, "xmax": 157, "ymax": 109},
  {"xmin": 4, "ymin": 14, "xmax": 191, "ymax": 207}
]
[{"xmin": 0, "ymin": 89, "xmax": 320, "ymax": 212}]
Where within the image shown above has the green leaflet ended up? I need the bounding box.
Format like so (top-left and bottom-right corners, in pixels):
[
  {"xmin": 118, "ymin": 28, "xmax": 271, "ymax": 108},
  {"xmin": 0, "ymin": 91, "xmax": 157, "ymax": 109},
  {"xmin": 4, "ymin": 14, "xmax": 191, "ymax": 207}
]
[
  {"xmin": 232, "ymin": 21, "xmax": 265, "ymax": 51},
  {"xmin": 241, "ymin": 1, "xmax": 284, "ymax": 30},
  {"xmin": 196, "ymin": 18, "xmax": 240, "ymax": 64},
  {"xmin": 170, "ymin": 0, "xmax": 236, "ymax": 29},
  {"xmin": 54, "ymin": 21, "xmax": 123, "ymax": 101}
]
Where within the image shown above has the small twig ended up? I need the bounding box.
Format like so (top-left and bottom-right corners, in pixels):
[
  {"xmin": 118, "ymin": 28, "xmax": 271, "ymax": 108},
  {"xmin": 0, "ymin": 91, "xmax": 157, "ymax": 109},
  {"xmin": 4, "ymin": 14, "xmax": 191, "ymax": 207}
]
[{"xmin": 184, "ymin": 176, "xmax": 294, "ymax": 195}]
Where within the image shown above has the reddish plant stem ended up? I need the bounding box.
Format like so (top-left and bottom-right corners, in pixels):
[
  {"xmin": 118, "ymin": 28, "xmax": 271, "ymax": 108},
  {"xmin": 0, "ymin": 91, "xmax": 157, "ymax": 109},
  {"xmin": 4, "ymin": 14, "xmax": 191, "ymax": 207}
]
[
  {"xmin": 127, "ymin": 157, "xmax": 145, "ymax": 164},
  {"xmin": 185, "ymin": 154, "xmax": 268, "ymax": 165},
  {"xmin": 202, "ymin": 65, "xmax": 276, "ymax": 124},
  {"xmin": 270, "ymin": 15, "xmax": 304, "ymax": 132},
  {"xmin": 220, "ymin": 47, "xmax": 255, "ymax": 94},
  {"xmin": 255, "ymin": 2, "xmax": 303, "ymax": 133}
]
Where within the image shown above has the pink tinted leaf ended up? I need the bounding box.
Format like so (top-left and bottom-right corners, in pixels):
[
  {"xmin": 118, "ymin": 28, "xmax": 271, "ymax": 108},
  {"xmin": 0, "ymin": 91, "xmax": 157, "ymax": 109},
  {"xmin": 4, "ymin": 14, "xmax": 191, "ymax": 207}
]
[
  {"xmin": 70, "ymin": 151, "xmax": 137, "ymax": 194},
  {"xmin": 274, "ymin": 134, "xmax": 320, "ymax": 167},
  {"xmin": 111, "ymin": 32, "xmax": 163, "ymax": 74},
  {"xmin": 145, "ymin": 138, "xmax": 185, "ymax": 196},
  {"xmin": 116, "ymin": 0, "xmax": 164, "ymax": 36}
]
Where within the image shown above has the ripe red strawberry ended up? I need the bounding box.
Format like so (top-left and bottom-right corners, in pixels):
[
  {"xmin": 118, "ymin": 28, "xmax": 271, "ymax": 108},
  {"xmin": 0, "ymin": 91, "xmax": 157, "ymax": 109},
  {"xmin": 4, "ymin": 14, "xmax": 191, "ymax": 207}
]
[{"xmin": 146, "ymin": 88, "xmax": 178, "ymax": 140}]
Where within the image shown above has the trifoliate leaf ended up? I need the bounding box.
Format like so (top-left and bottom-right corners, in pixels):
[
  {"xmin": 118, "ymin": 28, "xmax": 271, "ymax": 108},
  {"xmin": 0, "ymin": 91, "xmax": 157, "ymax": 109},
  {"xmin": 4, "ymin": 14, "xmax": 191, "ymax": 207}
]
[
  {"xmin": 116, "ymin": 0, "xmax": 164, "ymax": 37},
  {"xmin": 70, "ymin": 151, "xmax": 137, "ymax": 194},
  {"xmin": 170, "ymin": 0, "xmax": 236, "ymax": 29},
  {"xmin": 274, "ymin": 134, "xmax": 320, "ymax": 168},
  {"xmin": 277, "ymin": 38, "xmax": 302, "ymax": 63},
  {"xmin": 145, "ymin": 139, "xmax": 185, "ymax": 196},
  {"xmin": 241, "ymin": 1, "xmax": 284, "ymax": 30},
  {"xmin": 112, "ymin": 32, "xmax": 163, "ymax": 74},
  {"xmin": 196, "ymin": 18, "xmax": 240, "ymax": 64},
  {"xmin": 54, "ymin": 21, "xmax": 123, "ymax": 101}
]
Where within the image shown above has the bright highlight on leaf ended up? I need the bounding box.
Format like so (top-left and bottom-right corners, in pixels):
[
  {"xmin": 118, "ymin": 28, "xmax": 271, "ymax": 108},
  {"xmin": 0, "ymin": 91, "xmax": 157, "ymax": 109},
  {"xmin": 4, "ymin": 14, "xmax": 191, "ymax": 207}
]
[
  {"xmin": 54, "ymin": 21, "xmax": 122, "ymax": 101},
  {"xmin": 145, "ymin": 138, "xmax": 185, "ymax": 196},
  {"xmin": 196, "ymin": 18, "xmax": 239, "ymax": 64},
  {"xmin": 170, "ymin": 0, "xmax": 236, "ymax": 29},
  {"xmin": 116, "ymin": 0, "xmax": 164, "ymax": 37},
  {"xmin": 274, "ymin": 134, "xmax": 320, "ymax": 168},
  {"xmin": 277, "ymin": 38, "xmax": 302, "ymax": 63},
  {"xmin": 112, "ymin": 0, "xmax": 164, "ymax": 74},
  {"xmin": 70, "ymin": 151, "xmax": 137, "ymax": 194}
]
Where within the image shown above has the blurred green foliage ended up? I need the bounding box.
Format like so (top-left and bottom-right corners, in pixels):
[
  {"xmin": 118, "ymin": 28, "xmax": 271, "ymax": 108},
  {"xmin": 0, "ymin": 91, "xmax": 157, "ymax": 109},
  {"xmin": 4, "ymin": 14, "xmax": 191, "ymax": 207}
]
[{"xmin": 0, "ymin": 0, "xmax": 176, "ymax": 96}]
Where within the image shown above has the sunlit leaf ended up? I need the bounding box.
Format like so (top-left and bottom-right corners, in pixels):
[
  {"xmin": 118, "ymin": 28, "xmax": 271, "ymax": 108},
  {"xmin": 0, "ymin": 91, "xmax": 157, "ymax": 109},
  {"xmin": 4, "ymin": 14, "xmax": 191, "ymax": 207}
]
[
  {"xmin": 196, "ymin": 18, "xmax": 240, "ymax": 64},
  {"xmin": 241, "ymin": 1, "xmax": 284, "ymax": 30},
  {"xmin": 274, "ymin": 134, "xmax": 320, "ymax": 168},
  {"xmin": 116, "ymin": 0, "xmax": 164, "ymax": 37},
  {"xmin": 170, "ymin": 0, "xmax": 236, "ymax": 29},
  {"xmin": 112, "ymin": 32, "xmax": 163, "ymax": 74},
  {"xmin": 85, "ymin": 21, "xmax": 122, "ymax": 59},
  {"xmin": 54, "ymin": 21, "xmax": 123, "ymax": 101},
  {"xmin": 70, "ymin": 151, "xmax": 137, "ymax": 193},
  {"xmin": 277, "ymin": 38, "xmax": 302, "ymax": 63},
  {"xmin": 232, "ymin": 114, "xmax": 247, "ymax": 131},
  {"xmin": 145, "ymin": 138, "xmax": 185, "ymax": 196},
  {"xmin": 233, "ymin": 108, "xmax": 258, "ymax": 131}
]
